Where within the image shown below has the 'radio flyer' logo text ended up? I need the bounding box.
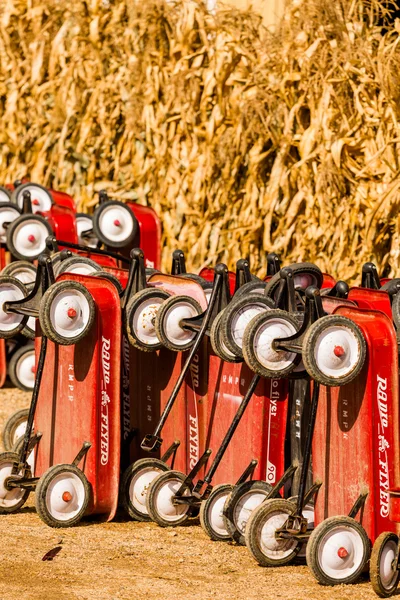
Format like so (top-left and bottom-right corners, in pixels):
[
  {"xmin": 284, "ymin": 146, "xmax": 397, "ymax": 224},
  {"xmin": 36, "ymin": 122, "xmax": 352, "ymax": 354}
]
[
  {"xmin": 188, "ymin": 353, "xmax": 200, "ymax": 468},
  {"xmin": 377, "ymin": 375, "xmax": 390, "ymax": 518},
  {"xmin": 101, "ymin": 337, "xmax": 111, "ymax": 465},
  {"xmin": 121, "ymin": 336, "xmax": 131, "ymax": 440},
  {"xmin": 266, "ymin": 380, "xmax": 280, "ymax": 483}
]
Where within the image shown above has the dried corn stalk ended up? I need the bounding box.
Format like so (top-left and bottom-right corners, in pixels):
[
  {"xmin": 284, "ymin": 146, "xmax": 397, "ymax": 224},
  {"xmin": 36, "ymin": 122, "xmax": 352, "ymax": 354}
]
[{"xmin": 0, "ymin": 0, "xmax": 399, "ymax": 282}]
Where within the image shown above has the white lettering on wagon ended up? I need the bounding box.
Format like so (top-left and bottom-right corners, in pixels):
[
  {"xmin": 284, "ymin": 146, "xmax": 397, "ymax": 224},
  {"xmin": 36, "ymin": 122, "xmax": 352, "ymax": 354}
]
[
  {"xmin": 188, "ymin": 353, "xmax": 200, "ymax": 468},
  {"xmin": 266, "ymin": 380, "xmax": 279, "ymax": 484},
  {"xmin": 100, "ymin": 337, "xmax": 111, "ymax": 466},
  {"xmin": 377, "ymin": 375, "xmax": 390, "ymax": 518}
]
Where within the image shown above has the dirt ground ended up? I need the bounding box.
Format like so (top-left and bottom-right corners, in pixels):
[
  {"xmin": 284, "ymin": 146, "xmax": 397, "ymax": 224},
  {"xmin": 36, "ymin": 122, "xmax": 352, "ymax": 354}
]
[{"xmin": 0, "ymin": 388, "xmax": 382, "ymax": 600}]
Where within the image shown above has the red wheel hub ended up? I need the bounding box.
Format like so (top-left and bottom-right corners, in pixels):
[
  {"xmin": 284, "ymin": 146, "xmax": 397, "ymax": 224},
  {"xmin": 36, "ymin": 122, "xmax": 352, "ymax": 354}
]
[
  {"xmin": 334, "ymin": 345, "xmax": 345, "ymax": 358},
  {"xmin": 32, "ymin": 199, "xmax": 40, "ymax": 206},
  {"xmin": 67, "ymin": 308, "xmax": 77, "ymax": 319},
  {"xmin": 337, "ymin": 547, "xmax": 349, "ymax": 558},
  {"xmin": 62, "ymin": 491, "xmax": 72, "ymax": 502},
  {"xmin": 27, "ymin": 234, "xmax": 36, "ymax": 243},
  {"xmin": 113, "ymin": 219, "xmax": 121, "ymax": 227}
]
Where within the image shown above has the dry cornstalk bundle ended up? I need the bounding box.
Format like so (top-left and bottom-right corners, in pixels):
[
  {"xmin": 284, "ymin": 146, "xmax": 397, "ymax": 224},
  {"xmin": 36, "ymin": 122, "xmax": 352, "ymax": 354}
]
[{"xmin": 0, "ymin": 0, "xmax": 399, "ymax": 281}]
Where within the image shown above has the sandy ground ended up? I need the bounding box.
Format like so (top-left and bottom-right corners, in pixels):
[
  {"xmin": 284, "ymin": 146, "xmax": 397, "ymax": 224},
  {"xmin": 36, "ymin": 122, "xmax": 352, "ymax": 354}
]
[{"xmin": 0, "ymin": 387, "xmax": 382, "ymax": 600}]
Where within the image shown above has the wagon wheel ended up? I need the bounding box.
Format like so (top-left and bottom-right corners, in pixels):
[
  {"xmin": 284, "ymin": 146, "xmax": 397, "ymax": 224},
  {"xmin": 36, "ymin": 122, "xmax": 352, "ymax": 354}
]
[
  {"xmin": 2, "ymin": 408, "xmax": 29, "ymax": 451},
  {"xmin": 11, "ymin": 182, "xmax": 53, "ymax": 214},
  {"xmin": 306, "ymin": 515, "xmax": 370, "ymax": 585},
  {"xmin": 223, "ymin": 480, "xmax": 273, "ymax": 546},
  {"xmin": 120, "ymin": 458, "xmax": 170, "ymax": 522},
  {"xmin": 8, "ymin": 344, "xmax": 35, "ymax": 392},
  {"xmin": 302, "ymin": 315, "xmax": 366, "ymax": 386},
  {"xmin": 370, "ymin": 532, "xmax": 400, "ymax": 598},
  {"xmin": 199, "ymin": 484, "xmax": 234, "ymax": 542},
  {"xmin": 92, "ymin": 200, "xmax": 138, "ymax": 248},
  {"xmin": 243, "ymin": 309, "xmax": 301, "ymax": 378},
  {"xmin": 0, "ymin": 276, "xmax": 29, "ymax": 338},
  {"xmin": 155, "ymin": 295, "xmax": 203, "ymax": 352},
  {"xmin": 1, "ymin": 261, "xmax": 37, "ymax": 285},
  {"xmin": 209, "ymin": 310, "xmax": 242, "ymax": 363},
  {"xmin": 57, "ymin": 256, "xmax": 102, "ymax": 276},
  {"xmin": 125, "ymin": 288, "xmax": 170, "ymax": 352},
  {"xmin": 35, "ymin": 463, "xmax": 91, "ymax": 528},
  {"xmin": 0, "ymin": 452, "xmax": 31, "ymax": 514},
  {"xmin": 76, "ymin": 213, "xmax": 99, "ymax": 248},
  {"xmin": 146, "ymin": 470, "xmax": 193, "ymax": 527},
  {"xmin": 7, "ymin": 214, "xmax": 53, "ymax": 261},
  {"xmin": 39, "ymin": 280, "xmax": 96, "ymax": 345}
]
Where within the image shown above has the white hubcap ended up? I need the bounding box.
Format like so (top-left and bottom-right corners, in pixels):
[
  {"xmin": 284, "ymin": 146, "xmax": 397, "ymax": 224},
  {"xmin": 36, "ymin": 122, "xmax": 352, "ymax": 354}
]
[
  {"xmin": 208, "ymin": 491, "xmax": 230, "ymax": 536},
  {"xmin": 163, "ymin": 302, "xmax": 199, "ymax": 346},
  {"xmin": 76, "ymin": 216, "xmax": 98, "ymax": 248},
  {"xmin": 98, "ymin": 205, "xmax": 134, "ymax": 244},
  {"xmin": 0, "ymin": 207, "xmax": 20, "ymax": 243},
  {"xmin": 16, "ymin": 185, "xmax": 52, "ymax": 213},
  {"xmin": 11, "ymin": 268, "xmax": 36, "ymax": 284},
  {"xmin": 132, "ymin": 297, "xmax": 165, "ymax": 346},
  {"xmin": 13, "ymin": 421, "xmax": 27, "ymax": 446},
  {"xmin": 231, "ymin": 304, "xmax": 270, "ymax": 350},
  {"xmin": 16, "ymin": 350, "xmax": 35, "ymax": 389},
  {"xmin": 13, "ymin": 220, "xmax": 49, "ymax": 257},
  {"xmin": 234, "ymin": 490, "xmax": 270, "ymax": 535},
  {"xmin": 62, "ymin": 262, "xmax": 98, "ymax": 275},
  {"xmin": 0, "ymin": 460, "xmax": 25, "ymax": 508},
  {"xmin": 254, "ymin": 318, "xmax": 297, "ymax": 371},
  {"xmin": 129, "ymin": 467, "xmax": 163, "ymax": 515},
  {"xmin": 153, "ymin": 478, "xmax": 190, "ymax": 522},
  {"xmin": 0, "ymin": 284, "xmax": 24, "ymax": 331},
  {"xmin": 317, "ymin": 525, "xmax": 365, "ymax": 579},
  {"xmin": 45, "ymin": 472, "xmax": 86, "ymax": 521},
  {"xmin": 314, "ymin": 326, "xmax": 360, "ymax": 379},
  {"xmin": 260, "ymin": 510, "xmax": 298, "ymax": 558},
  {"xmin": 50, "ymin": 290, "xmax": 91, "ymax": 339},
  {"xmin": 380, "ymin": 539, "xmax": 398, "ymax": 589}
]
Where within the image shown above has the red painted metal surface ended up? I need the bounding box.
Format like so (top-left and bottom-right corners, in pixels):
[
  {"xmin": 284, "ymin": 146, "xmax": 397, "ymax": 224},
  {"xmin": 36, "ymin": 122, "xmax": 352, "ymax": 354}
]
[
  {"xmin": 389, "ymin": 490, "xmax": 400, "ymax": 523},
  {"xmin": 48, "ymin": 189, "xmax": 76, "ymax": 213},
  {"xmin": 34, "ymin": 275, "xmax": 121, "ymax": 521},
  {"xmin": 127, "ymin": 203, "xmax": 161, "ymax": 271},
  {"xmin": 147, "ymin": 274, "xmax": 208, "ymax": 311},
  {"xmin": 321, "ymin": 273, "xmax": 336, "ymax": 289},
  {"xmin": 348, "ymin": 287, "xmax": 392, "ymax": 318},
  {"xmin": 124, "ymin": 345, "xmax": 207, "ymax": 474},
  {"xmin": 197, "ymin": 348, "xmax": 288, "ymax": 486},
  {"xmin": 41, "ymin": 204, "xmax": 78, "ymax": 246},
  {"xmin": 312, "ymin": 306, "xmax": 400, "ymax": 543},
  {"xmin": 321, "ymin": 297, "xmax": 357, "ymax": 314},
  {"xmin": 198, "ymin": 267, "xmax": 236, "ymax": 296}
]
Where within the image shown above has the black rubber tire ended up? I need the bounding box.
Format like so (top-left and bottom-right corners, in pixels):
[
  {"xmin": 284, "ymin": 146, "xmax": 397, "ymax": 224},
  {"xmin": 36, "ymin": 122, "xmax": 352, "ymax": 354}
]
[
  {"xmin": 57, "ymin": 256, "xmax": 102, "ymax": 275},
  {"xmin": 370, "ymin": 532, "xmax": 400, "ymax": 598},
  {"xmin": 2, "ymin": 408, "xmax": 29, "ymax": 451},
  {"xmin": 92, "ymin": 200, "xmax": 138, "ymax": 248},
  {"xmin": 21, "ymin": 283, "xmax": 36, "ymax": 340},
  {"xmin": 0, "ymin": 451, "xmax": 31, "ymax": 514},
  {"xmin": 245, "ymin": 498, "xmax": 300, "ymax": 566},
  {"xmin": 39, "ymin": 280, "xmax": 96, "ymax": 346},
  {"xmin": 306, "ymin": 515, "xmax": 370, "ymax": 585},
  {"xmin": 233, "ymin": 281, "xmax": 268, "ymax": 299},
  {"xmin": 209, "ymin": 310, "xmax": 242, "ymax": 363},
  {"xmin": 265, "ymin": 263, "xmax": 323, "ymax": 300},
  {"xmin": 0, "ymin": 202, "xmax": 21, "ymax": 245},
  {"xmin": 0, "ymin": 276, "xmax": 29, "ymax": 338},
  {"xmin": 125, "ymin": 288, "xmax": 171, "ymax": 352},
  {"xmin": 8, "ymin": 344, "xmax": 35, "ymax": 392},
  {"xmin": 120, "ymin": 458, "xmax": 170, "ymax": 522},
  {"xmin": 6, "ymin": 213, "xmax": 53, "ymax": 261},
  {"xmin": 11, "ymin": 182, "xmax": 53, "ymax": 211},
  {"xmin": 223, "ymin": 480, "xmax": 273, "ymax": 545},
  {"xmin": 199, "ymin": 484, "xmax": 234, "ymax": 542},
  {"xmin": 146, "ymin": 469, "xmax": 192, "ymax": 527},
  {"xmin": 2, "ymin": 261, "xmax": 37, "ymax": 284},
  {"xmin": 302, "ymin": 315, "xmax": 366, "ymax": 386},
  {"xmin": 391, "ymin": 292, "xmax": 400, "ymax": 332},
  {"xmin": 0, "ymin": 186, "xmax": 11, "ymax": 202},
  {"xmin": 35, "ymin": 463, "xmax": 91, "ymax": 528},
  {"xmin": 220, "ymin": 295, "xmax": 275, "ymax": 358},
  {"xmin": 92, "ymin": 271, "xmax": 124, "ymax": 295},
  {"xmin": 242, "ymin": 309, "xmax": 301, "ymax": 378},
  {"xmin": 155, "ymin": 295, "xmax": 203, "ymax": 352}
]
